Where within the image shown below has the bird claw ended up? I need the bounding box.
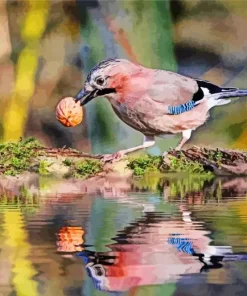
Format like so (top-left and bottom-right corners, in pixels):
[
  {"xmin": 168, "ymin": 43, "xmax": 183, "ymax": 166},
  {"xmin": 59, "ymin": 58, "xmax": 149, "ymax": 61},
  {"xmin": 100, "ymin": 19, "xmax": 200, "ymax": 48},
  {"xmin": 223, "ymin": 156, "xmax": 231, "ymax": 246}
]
[
  {"xmin": 101, "ymin": 151, "xmax": 126, "ymax": 163},
  {"xmin": 162, "ymin": 147, "xmax": 173, "ymax": 158},
  {"xmin": 162, "ymin": 151, "xmax": 169, "ymax": 158}
]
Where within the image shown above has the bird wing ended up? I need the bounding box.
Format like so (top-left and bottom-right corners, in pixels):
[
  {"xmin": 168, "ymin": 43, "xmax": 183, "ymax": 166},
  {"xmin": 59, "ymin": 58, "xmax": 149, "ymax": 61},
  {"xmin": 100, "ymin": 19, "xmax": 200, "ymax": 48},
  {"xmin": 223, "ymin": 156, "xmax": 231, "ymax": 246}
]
[
  {"xmin": 146, "ymin": 70, "xmax": 236, "ymax": 115},
  {"xmin": 148, "ymin": 70, "xmax": 199, "ymax": 106}
]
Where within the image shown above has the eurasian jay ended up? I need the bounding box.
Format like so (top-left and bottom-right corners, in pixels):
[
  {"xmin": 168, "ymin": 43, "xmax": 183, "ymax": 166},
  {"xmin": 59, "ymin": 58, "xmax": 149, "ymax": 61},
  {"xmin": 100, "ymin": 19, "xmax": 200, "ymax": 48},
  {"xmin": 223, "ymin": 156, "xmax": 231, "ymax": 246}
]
[{"xmin": 75, "ymin": 58, "xmax": 247, "ymax": 160}]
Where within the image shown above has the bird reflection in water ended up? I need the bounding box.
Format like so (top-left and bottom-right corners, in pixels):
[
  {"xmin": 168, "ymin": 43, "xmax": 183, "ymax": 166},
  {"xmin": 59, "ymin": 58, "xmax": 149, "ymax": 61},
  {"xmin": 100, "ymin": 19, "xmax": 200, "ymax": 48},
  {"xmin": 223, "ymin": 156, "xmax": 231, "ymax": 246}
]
[
  {"xmin": 54, "ymin": 177, "xmax": 247, "ymax": 292},
  {"xmin": 76, "ymin": 206, "xmax": 242, "ymax": 292}
]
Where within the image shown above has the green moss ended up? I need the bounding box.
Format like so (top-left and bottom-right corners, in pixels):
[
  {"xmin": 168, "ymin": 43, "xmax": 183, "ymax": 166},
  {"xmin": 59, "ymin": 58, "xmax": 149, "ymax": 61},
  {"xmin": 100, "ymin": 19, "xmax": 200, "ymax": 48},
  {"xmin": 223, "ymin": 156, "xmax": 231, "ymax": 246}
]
[
  {"xmin": 208, "ymin": 150, "xmax": 215, "ymax": 161},
  {"xmin": 0, "ymin": 137, "xmax": 42, "ymax": 176},
  {"xmin": 127, "ymin": 152, "xmax": 214, "ymax": 176},
  {"xmin": 127, "ymin": 155, "xmax": 163, "ymax": 176},
  {"xmin": 63, "ymin": 158, "xmax": 72, "ymax": 167},
  {"xmin": 168, "ymin": 155, "xmax": 206, "ymax": 174},
  {"xmin": 0, "ymin": 138, "xmax": 234, "ymax": 180},
  {"xmin": 64, "ymin": 158, "xmax": 103, "ymax": 179},
  {"xmin": 215, "ymin": 151, "xmax": 223, "ymax": 166},
  {"xmin": 0, "ymin": 138, "xmax": 103, "ymax": 179},
  {"xmin": 38, "ymin": 160, "xmax": 53, "ymax": 176},
  {"xmin": 4, "ymin": 169, "xmax": 17, "ymax": 176}
]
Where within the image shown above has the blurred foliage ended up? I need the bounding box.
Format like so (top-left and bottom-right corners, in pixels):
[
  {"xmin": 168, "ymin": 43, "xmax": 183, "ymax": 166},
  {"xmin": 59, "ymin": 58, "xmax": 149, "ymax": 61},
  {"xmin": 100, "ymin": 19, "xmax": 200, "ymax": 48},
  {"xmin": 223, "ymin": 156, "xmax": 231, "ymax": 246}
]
[
  {"xmin": 3, "ymin": 0, "xmax": 50, "ymax": 142},
  {"xmin": 77, "ymin": 2, "xmax": 119, "ymax": 154},
  {"xmin": 120, "ymin": 0, "xmax": 176, "ymax": 70},
  {"xmin": 99, "ymin": 0, "xmax": 177, "ymax": 153},
  {"xmin": 0, "ymin": 0, "xmax": 247, "ymax": 153}
]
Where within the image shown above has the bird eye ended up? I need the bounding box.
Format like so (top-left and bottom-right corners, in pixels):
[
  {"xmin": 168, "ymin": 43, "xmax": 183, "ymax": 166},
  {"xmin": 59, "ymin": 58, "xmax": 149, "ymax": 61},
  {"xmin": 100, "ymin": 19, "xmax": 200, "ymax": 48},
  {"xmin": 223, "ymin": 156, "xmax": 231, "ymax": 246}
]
[{"xmin": 96, "ymin": 77, "xmax": 104, "ymax": 86}]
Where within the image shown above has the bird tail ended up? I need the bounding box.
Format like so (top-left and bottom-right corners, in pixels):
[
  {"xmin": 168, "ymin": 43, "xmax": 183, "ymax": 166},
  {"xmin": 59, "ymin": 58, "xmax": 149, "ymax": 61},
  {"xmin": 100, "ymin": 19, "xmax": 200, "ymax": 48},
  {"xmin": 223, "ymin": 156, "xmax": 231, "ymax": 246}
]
[
  {"xmin": 217, "ymin": 88, "xmax": 247, "ymax": 99},
  {"xmin": 221, "ymin": 87, "xmax": 239, "ymax": 92},
  {"xmin": 203, "ymin": 87, "xmax": 247, "ymax": 109},
  {"xmin": 223, "ymin": 254, "xmax": 247, "ymax": 262}
]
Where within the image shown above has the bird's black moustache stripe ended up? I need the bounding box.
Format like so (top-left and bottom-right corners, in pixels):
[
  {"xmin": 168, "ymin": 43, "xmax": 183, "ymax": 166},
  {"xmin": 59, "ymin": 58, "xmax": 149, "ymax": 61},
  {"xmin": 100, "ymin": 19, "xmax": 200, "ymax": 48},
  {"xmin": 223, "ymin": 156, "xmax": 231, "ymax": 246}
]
[{"xmin": 96, "ymin": 88, "xmax": 116, "ymax": 96}]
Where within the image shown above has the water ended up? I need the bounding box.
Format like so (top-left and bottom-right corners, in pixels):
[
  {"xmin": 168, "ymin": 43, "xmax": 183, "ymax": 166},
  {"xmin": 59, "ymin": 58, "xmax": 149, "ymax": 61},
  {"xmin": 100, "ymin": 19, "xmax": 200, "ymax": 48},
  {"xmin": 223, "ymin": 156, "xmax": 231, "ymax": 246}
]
[{"xmin": 1, "ymin": 174, "xmax": 247, "ymax": 295}]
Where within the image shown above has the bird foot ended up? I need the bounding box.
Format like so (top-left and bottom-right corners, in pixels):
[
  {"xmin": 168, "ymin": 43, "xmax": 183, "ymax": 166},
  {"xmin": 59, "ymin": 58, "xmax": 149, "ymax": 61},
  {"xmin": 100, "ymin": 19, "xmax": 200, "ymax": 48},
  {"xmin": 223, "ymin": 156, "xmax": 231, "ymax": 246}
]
[
  {"xmin": 102, "ymin": 151, "xmax": 126, "ymax": 163},
  {"xmin": 162, "ymin": 147, "xmax": 173, "ymax": 158},
  {"xmin": 162, "ymin": 151, "xmax": 169, "ymax": 158}
]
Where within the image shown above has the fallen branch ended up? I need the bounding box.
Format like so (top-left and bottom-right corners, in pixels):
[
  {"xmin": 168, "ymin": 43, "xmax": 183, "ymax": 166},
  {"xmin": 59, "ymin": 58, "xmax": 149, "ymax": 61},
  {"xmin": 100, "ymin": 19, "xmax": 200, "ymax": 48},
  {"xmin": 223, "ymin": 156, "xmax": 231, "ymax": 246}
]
[
  {"xmin": 162, "ymin": 146, "xmax": 247, "ymax": 176},
  {"xmin": 1, "ymin": 138, "xmax": 247, "ymax": 178},
  {"xmin": 34, "ymin": 147, "xmax": 102, "ymax": 159}
]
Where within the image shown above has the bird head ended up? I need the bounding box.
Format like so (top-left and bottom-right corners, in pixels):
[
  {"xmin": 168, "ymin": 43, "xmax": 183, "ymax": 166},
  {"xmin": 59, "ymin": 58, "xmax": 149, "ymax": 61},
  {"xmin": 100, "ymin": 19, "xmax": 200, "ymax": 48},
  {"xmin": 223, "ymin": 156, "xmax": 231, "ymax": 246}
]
[{"xmin": 75, "ymin": 58, "xmax": 140, "ymax": 106}]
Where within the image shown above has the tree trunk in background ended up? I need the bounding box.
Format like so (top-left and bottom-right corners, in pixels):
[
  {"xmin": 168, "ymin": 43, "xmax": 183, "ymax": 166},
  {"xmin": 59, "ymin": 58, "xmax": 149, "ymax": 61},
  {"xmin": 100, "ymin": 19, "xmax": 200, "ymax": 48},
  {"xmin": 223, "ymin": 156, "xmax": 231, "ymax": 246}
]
[
  {"xmin": 3, "ymin": 0, "xmax": 50, "ymax": 142},
  {"xmin": 119, "ymin": 0, "xmax": 176, "ymax": 70},
  {"xmin": 77, "ymin": 1, "xmax": 127, "ymax": 155},
  {"xmin": 0, "ymin": 0, "xmax": 11, "ymax": 60},
  {"xmin": 77, "ymin": 0, "xmax": 176, "ymax": 155},
  {"xmin": 0, "ymin": 0, "xmax": 14, "ymax": 140}
]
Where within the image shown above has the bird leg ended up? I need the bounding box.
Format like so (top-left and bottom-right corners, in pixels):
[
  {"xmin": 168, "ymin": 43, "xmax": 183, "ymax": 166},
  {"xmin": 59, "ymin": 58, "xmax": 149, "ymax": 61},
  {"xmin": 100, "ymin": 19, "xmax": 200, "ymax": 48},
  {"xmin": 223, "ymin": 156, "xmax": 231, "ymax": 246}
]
[
  {"xmin": 102, "ymin": 136, "xmax": 155, "ymax": 163},
  {"xmin": 163, "ymin": 129, "xmax": 192, "ymax": 158},
  {"xmin": 175, "ymin": 129, "xmax": 192, "ymax": 151}
]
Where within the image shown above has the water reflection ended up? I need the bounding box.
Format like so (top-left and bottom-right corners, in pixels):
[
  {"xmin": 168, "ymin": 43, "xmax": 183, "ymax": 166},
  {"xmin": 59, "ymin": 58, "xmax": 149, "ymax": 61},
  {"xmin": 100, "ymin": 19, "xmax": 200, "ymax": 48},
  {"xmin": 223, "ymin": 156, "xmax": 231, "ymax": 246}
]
[
  {"xmin": 76, "ymin": 207, "xmax": 234, "ymax": 292},
  {"xmin": 1, "ymin": 174, "xmax": 247, "ymax": 295},
  {"xmin": 56, "ymin": 226, "xmax": 84, "ymax": 253},
  {"xmin": 2, "ymin": 210, "xmax": 38, "ymax": 296},
  {"xmin": 1, "ymin": 174, "xmax": 247, "ymax": 204}
]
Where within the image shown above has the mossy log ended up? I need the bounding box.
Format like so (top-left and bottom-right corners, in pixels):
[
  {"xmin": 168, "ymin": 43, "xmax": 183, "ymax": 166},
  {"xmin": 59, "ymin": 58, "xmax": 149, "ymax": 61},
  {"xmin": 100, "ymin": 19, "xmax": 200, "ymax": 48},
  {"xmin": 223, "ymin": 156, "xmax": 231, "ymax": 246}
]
[
  {"xmin": 1, "ymin": 138, "xmax": 247, "ymax": 178},
  {"xmin": 29, "ymin": 145, "xmax": 247, "ymax": 177},
  {"xmin": 162, "ymin": 146, "xmax": 247, "ymax": 176}
]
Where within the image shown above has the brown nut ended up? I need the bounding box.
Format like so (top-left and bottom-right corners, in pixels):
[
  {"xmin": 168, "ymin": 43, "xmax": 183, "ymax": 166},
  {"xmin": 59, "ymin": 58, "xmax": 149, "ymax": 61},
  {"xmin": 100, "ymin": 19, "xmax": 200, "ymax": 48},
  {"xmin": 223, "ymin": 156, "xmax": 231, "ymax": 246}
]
[{"xmin": 56, "ymin": 97, "xmax": 83, "ymax": 127}]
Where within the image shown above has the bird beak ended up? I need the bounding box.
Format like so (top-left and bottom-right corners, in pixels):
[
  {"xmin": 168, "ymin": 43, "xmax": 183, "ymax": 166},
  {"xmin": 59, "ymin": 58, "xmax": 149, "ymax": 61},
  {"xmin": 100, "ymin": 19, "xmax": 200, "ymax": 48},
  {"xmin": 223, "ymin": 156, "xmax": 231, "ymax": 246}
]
[{"xmin": 75, "ymin": 88, "xmax": 97, "ymax": 106}]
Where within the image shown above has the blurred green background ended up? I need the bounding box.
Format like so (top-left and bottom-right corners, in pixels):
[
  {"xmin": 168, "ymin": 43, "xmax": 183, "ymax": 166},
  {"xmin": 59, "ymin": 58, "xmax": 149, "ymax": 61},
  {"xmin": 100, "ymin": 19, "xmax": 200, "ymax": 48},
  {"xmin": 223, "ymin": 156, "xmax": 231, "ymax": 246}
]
[{"xmin": 1, "ymin": 0, "xmax": 247, "ymax": 155}]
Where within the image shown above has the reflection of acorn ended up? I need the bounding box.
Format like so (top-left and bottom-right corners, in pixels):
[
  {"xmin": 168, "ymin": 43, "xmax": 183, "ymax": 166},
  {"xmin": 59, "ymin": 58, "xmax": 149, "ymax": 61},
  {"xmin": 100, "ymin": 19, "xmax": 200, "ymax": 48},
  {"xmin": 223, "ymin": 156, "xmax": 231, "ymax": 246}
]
[
  {"xmin": 57, "ymin": 226, "xmax": 84, "ymax": 252},
  {"xmin": 56, "ymin": 97, "xmax": 83, "ymax": 127}
]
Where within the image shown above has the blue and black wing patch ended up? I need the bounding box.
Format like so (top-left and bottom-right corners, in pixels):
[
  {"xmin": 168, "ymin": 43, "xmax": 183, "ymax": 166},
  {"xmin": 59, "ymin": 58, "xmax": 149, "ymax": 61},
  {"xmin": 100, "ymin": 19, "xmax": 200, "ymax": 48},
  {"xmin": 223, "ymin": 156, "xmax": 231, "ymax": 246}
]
[
  {"xmin": 167, "ymin": 234, "xmax": 195, "ymax": 255},
  {"xmin": 168, "ymin": 100, "xmax": 195, "ymax": 115},
  {"xmin": 167, "ymin": 79, "xmax": 237, "ymax": 115}
]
